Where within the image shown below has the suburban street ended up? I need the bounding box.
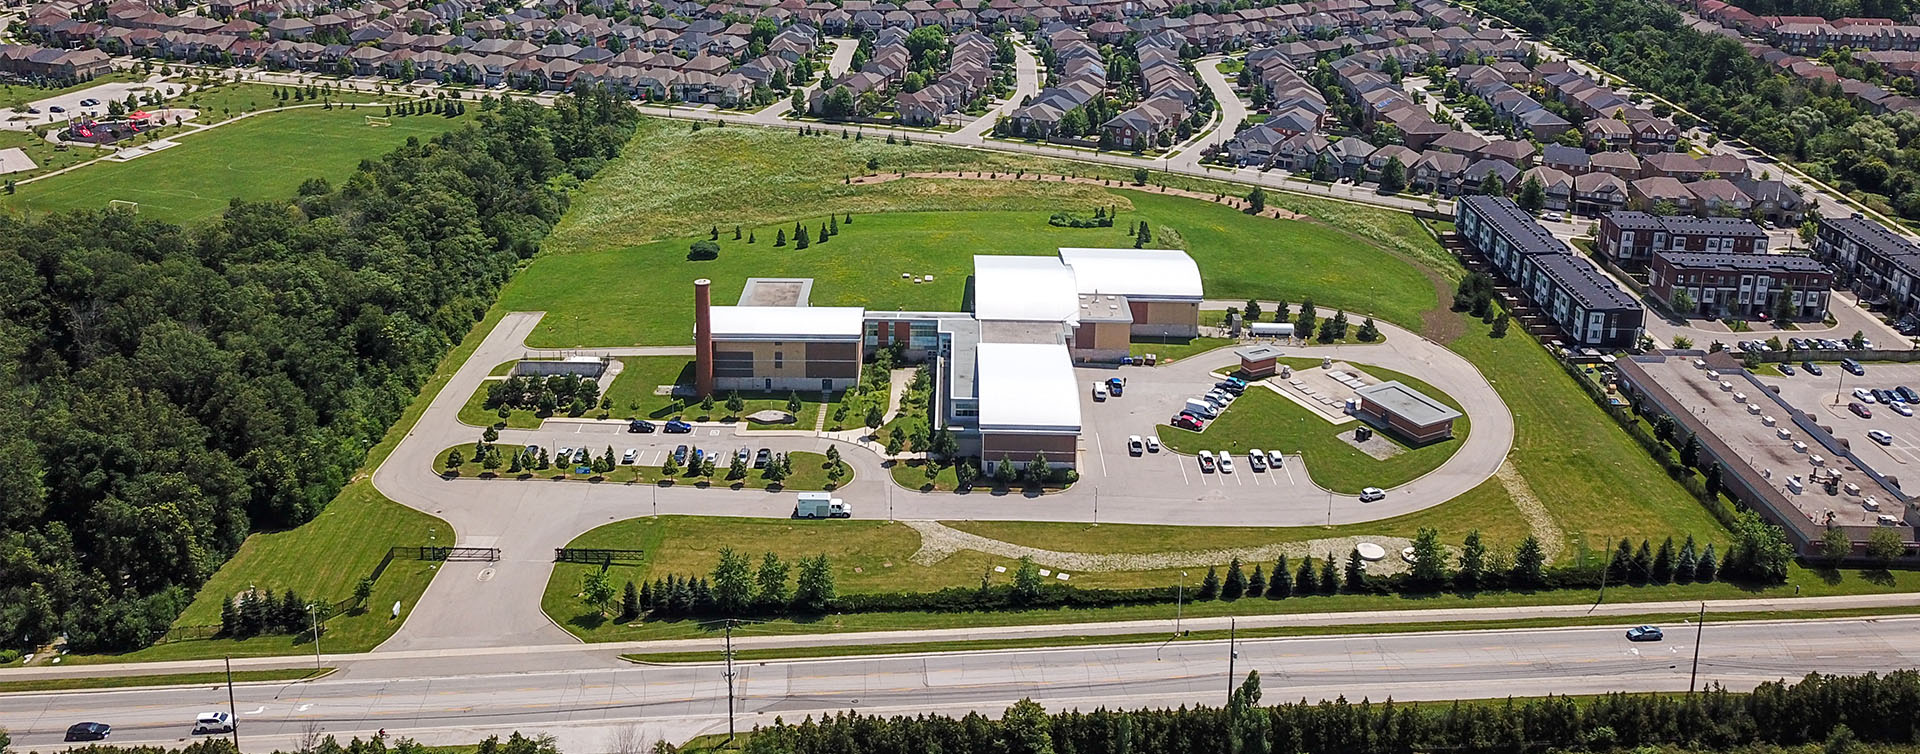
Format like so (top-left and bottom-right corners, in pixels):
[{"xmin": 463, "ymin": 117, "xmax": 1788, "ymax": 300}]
[{"xmin": 4, "ymin": 617, "xmax": 1916, "ymax": 752}]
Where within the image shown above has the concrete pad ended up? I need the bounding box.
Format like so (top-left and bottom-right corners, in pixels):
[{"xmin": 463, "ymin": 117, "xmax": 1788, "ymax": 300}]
[{"xmin": 0, "ymin": 147, "xmax": 36, "ymax": 175}]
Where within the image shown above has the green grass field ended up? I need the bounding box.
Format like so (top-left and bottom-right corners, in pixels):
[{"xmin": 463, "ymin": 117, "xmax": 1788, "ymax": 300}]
[
  {"xmin": 503, "ymin": 200, "xmax": 1437, "ymax": 348},
  {"xmin": 540, "ymin": 516, "xmax": 1920, "ymax": 643},
  {"xmin": 1159, "ymin": 360, "xmax": 1469, "ymax": 494},
  {"xmin": 5, "ymin": 106, "xmax": 473, "ymax": 224}
]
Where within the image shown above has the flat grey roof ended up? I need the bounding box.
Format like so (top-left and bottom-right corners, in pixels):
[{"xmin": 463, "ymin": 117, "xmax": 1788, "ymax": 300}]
[
  {"xmin": 1355, "ymin": 380, "xmax": 1462, "ymax": 426},
  {"xmin": 1236, "ymin": 345, "xmax": 1283, "ymax": 360}
]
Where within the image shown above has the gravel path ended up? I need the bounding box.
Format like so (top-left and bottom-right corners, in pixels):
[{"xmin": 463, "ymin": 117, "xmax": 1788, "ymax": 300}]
[
  {"xmin": 848, "ymin": 171, "xmax": 1310, "ymax": 221},
  {"xmin": 903, "ymin": 520, "xmax": 1418, "ymax": 575},
  {"xmin": 1495, "ymin": 460, "xmax": 1565, "ymax": 562}
]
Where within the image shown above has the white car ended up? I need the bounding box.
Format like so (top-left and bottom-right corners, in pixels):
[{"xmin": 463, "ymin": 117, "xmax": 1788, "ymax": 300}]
[
  {"xmin": 1870, "ymin": 429, "xmax": 1895, "ymax": 446},
  {"xmin": 1248, "ymin": 450, "xmax": 1267, "ymax": 471},
  {"xmin": 1265, "ymin": 450, "xmax": 1283, "ymax": 467},
  {"xmin": 1855, "ymin": 388, "xmax": 1876, "ymax": 403},
  {"xmin": 1895, "ymin": 403, "xmax": 1914, "ymax": 417},
  {"xmin": 1092, "ymin": 382, "xmax": 1109, "ymax": 401},
  {"xmin": 621, "ymin": 448, "xmax": 638, "ymax": 465},
  {"xmin": 1198, "ymin": 450, "xmax": 1216, "ymax": 472},
  {"xmin": 1359, "ymin": 487, "xmax": 1386, "ymax": 502},
  {"xmin": 1127, "ymin": 435, "xmax": 1144, "ymax": 455},
  {"xmin": 1145, "ymin": 436, "xmax": 1161, "ymax": 452},
  {"xmin": 1218, "ymin": 451, "xmax": 1235, "ymax": 473}
]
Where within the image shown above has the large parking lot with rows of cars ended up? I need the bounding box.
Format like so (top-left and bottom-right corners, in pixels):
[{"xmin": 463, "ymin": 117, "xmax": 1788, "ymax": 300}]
[{"xmin": 1756, "ymin": 357, "xmax": 1920, "ymax": 470}]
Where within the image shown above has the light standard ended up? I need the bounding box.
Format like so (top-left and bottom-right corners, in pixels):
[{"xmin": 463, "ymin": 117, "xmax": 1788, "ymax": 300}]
[
  {"xmin": 306, "ymin": 603, "xmax": 322, "ymax": 671},
  {"xmin": 1175, "ymin": 570, "xmax": 1188, "ymax": 633}
]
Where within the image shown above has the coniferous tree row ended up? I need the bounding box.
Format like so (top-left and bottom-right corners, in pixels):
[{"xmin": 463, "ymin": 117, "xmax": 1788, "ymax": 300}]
[{"xmin": 738, "ymin": 671, "xmax": 1920, "ymax": 754}]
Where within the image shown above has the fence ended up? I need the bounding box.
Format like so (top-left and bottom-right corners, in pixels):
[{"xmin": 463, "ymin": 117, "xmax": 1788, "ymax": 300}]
[{"xmin": 554, "ymin": 548, "xmax": 646, "ymax": 565}]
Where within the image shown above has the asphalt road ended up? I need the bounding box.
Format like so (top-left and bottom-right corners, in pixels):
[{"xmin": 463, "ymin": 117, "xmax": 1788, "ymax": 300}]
[{"xmin": 6, "ymin": 617, "xmax": 1915, "ymax": 752}]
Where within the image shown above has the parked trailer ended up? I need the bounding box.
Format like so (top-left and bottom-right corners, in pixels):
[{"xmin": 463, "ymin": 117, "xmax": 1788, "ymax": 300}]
[{"xmin": 1249, "ymin": 322, "xmax": 1295, "ymax": 338}]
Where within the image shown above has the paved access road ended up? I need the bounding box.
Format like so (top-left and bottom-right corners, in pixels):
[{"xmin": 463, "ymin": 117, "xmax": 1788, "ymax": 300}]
[{"xmin": 5, "ymin": 617, "xmax": 1915, "ymax": 752}]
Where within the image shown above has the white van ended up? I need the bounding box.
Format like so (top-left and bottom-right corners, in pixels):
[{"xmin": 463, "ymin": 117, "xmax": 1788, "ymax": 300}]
[
  {"xmin": 1183, "ymin": 398, "xmax": 1219, "ymax": 419},
  {"xmin": 1092, "ymin": 382, "xmax": 1109, "ymax": 401},
  {"xmin": 193, "ymin": 712, "xmax": 233, "ymax": 735}
]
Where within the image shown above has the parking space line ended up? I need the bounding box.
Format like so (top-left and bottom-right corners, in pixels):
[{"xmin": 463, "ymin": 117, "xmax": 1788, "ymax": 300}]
[
  {"xmin": 1094, "ymin": 432, "xmax": 1109, "ymax": 478},
  {"xmin": 1178, "ymin": 457, "xmax": 1190, "ymax": 485}
]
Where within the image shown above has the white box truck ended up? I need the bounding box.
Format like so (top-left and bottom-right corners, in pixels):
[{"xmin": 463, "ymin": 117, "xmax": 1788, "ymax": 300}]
[
  {"xmin": 1183, "ymin": 398, "xmax": 1219, "ymax": 419},
  {"xmin": 795, "ymin": 491, "xmax": 851, "ymax": 519}
]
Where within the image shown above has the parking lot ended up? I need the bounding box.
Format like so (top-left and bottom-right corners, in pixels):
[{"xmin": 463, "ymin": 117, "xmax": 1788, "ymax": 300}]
[
  {"xmin": 1757, "ymin": 360, "xmax": 1920, "ymax": 473},
  {"xmin": 1072, "ymin": 362, "xmax": 1312, "ymax": 496}
]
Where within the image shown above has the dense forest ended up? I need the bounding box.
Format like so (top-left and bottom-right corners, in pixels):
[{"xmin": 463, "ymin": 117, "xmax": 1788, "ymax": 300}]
[
  {"xmin": 0, "ymin": 88, "xmax": 638, "ymax": 651},
  {"xmin": 1477, "ymin": 0, "xmax": 1920, "ymax": 221},
  {"xmin": 738, "ymin": 670, "xmax": 1920, "ymax": 754}
]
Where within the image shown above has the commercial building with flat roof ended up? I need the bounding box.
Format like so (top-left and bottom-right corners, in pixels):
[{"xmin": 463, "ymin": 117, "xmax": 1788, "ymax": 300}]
[
  {"xmin": 1058, "ymin": 247, "xmax": 1204, "ymax": 337},
  {"xmin": 1598, "ymin": 211, "xmax": 1769, "ymax": 268},
  {"xmin": 1648, "ymin": 251, "xmax": 1831, "ymax": 320},
  {"xmin": 705, "ymin": 304, "xmax": 866, "ymax": 393},
  {"xmin": 975, "ymin": 342, "xmax": 1082, "ymax": 464},
  {"xmin": 1614, "ymin": 352, "xmax": 1915, "ymax": 556},
  {"xmin": 1814, "ymin": 213, "xmax": 1920, "ymax": 314},
  {"xmin": 689, "ymin": 247, "xmax": 1208, "ymax": 470},
  {"xmin": 1455, "ymin": 195, "xmax": 1645, "ymax": 348},
  {"xmin": 1354, "ymin": 380, "xmax": 1462, "ymax": 443}
]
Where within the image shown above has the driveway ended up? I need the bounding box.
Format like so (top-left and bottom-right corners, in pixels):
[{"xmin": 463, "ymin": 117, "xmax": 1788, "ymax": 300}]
[
  {"xmin": 953, "ymin": 37, "xmax": 1039, "ymax": 141},
  {"xmin": 370, "ymin": 312, "xmax": 1512, "ymax": 648}
]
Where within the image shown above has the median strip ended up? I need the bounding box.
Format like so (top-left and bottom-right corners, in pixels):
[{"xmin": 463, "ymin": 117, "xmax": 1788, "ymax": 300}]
[
  {"xmin": 0, "ymin": 667, "xmax": 333, "ymax": 694},
  {"xmin": 621, "ymin": 604, "xmax": 1911, "ymax": 664}
]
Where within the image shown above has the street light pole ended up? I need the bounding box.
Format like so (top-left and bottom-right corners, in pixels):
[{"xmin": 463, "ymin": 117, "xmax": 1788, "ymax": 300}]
[
  {"xmin": 307, "ymin": 603, "xmax": 321, "ymax": 671},
  {"xmin": 1225, "ymin": 618, "xmax": 1238, "ymax": 704},
  {"xmin": 1175, "ymin": 570, "xmax": 1187, "ymax": 634},
  {"xmin": 224, "ymin": 656, "xmax": 240, "ymax": 750},
  {"xmin": 724, "ymin": 619, "xmax": 738, "ymax": 745},
  {"xmin": 1688, "ymin": 602, "xmax": 1706, "ymax": 694}
]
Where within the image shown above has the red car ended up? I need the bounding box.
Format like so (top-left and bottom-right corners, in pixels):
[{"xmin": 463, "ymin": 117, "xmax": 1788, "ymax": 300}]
[
  {"xmin": 1850, "ymin": 401, "xmax": 1873, "ymax": 418},
  {"xmin": 1172, "ymin": 414, "xmax": 1206, "ymax": 430}
]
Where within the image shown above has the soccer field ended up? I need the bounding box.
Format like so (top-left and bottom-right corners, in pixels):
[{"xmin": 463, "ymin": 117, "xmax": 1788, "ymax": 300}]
[{"xmin": 3, "ymin": 106, "xmax": 473, "ymax": 225}]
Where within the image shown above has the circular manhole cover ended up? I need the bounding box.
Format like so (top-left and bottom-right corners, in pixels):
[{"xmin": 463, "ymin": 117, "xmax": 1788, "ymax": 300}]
[{"xmin": 477, "ymin": 568, "xmax": 496, "ymax": 582}]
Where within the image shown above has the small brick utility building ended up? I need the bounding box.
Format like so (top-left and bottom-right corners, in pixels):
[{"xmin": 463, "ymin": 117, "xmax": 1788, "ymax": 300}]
[{"xmin": 1353, "ymin": 381, "xmax": 1462, "ymax": 444}]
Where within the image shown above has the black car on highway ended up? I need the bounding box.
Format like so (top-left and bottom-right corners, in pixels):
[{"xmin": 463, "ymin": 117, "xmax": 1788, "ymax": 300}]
[{"xmin": 66, "ymin": 723, "xmax": 111, "ymax": 742}]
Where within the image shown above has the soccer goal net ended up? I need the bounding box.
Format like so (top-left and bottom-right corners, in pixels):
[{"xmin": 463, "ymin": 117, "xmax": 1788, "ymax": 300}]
[
  {"xmin": 365, "ymin": 115, "xmax": 392, "ymax": 127},
  {"xmin": 107, "ymin": 199, "xmax": 140, "ymax": 213}
]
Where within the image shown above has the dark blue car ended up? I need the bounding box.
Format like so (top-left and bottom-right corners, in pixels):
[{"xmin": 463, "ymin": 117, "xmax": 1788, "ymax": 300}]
[{"xmin": 664, "ymin": 419, "xmax": 693, "ymax": 433}]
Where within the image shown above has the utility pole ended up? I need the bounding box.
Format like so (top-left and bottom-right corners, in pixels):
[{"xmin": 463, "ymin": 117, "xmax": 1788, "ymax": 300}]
[
  {"xmin": 1688, "ymin": 602, "xmax": 1706, "ymax": 694},
  {"xmin": 224, "ymin": 657, "xmax": 240, "ymax": 750},
  {"xmin": 1225, "ymin": 618, "xmax": 1238, "ymax": 705},
  {"xmin": 724, "ymin": 619, "xmax": 738, "ymax": 745},
  {"xmin": 1156, "ymin": 570, "xmax": 1189, "ymax": 660},
  {"xmin": 307, "ymin": 603, "xmax": 322, "ymax": 671}
]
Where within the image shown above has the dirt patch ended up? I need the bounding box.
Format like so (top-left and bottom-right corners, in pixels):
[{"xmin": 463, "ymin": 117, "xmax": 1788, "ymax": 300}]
[
  {"xmin": 850, "ymin": 171, "xmax": 1308, "ymax": 220},
  {"xmin": 1495, "ymin": 460, "xmax": 1565, "ymax": 562},
  {"xmin": 904, "ymin": 520, "xmax": 1420, "ymax": 576}
]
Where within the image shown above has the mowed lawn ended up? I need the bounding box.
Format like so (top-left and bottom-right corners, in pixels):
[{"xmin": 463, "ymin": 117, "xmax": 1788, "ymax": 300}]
[
  {"xmin": 1443, "ymin": 312, "xmax": 1728, "ymax": 548},
  {"xmin": 502, "ymin": 198, "xmax": 1437, "ymax": 347},
  {"xmin": 5, "ymin": 106, "xmax": 473, "ymax": 224},
  {"xmin": 543, "ymin": 512, "xmax": 1920, "ymax": 643},
  {"xmin": 501, "ymin": 210, "xmax": 1137, "ymax": 347},
  {"xmin": 1158, "ymin": 360, "xmax": 1469, "ymax": 494}
]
